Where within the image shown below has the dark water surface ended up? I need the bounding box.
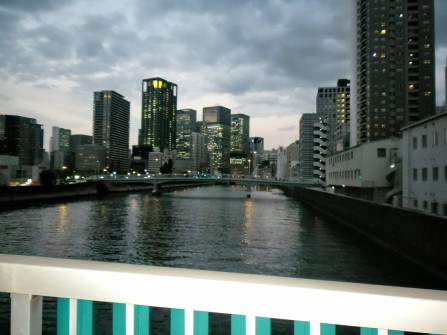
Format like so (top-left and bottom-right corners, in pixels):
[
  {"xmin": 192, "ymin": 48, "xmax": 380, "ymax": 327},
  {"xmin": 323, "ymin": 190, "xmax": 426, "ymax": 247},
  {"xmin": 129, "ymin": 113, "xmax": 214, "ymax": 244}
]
[{"xmin": 0, "ymin": 185, "xmax": 445, "ymax": 333}]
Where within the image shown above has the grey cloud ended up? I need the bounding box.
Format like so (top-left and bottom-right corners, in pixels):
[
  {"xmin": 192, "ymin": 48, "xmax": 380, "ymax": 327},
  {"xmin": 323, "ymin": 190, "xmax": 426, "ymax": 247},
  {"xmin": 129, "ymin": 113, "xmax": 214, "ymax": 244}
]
[
  {"xmin": 0, "ymin": 0, "xmax": 72, "ymax": 13},
  {"xmin": 278, "ymin": 126, "xmax": 296, "ymax": 131},
  {"xmin": 435, "ymin": 1, "xmax": 447, "ymax": 48},
  {"xmin": 0, "ymin": 93, "xmax": 13, "ymax": 102}
]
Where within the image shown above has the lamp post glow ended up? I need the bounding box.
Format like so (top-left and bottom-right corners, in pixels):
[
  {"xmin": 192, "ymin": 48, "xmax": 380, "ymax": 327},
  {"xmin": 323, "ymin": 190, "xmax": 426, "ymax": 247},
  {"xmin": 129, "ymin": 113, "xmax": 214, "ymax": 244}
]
[{"xmin": 248, "ymin": 159, "xmax": 251, "ymax": 177}]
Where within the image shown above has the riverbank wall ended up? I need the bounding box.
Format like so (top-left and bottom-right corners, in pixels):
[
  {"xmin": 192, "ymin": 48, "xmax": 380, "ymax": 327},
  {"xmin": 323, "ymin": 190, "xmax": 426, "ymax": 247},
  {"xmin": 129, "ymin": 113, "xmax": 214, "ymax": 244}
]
[
  {"xmin": 0, "ymin": 180, "xmax": 213, "ymax": 208},
  {"xmin": 282, "ymin": 186, "xmax": 447, "ymax": 280},
  {"xmin": 0, "ymin": 183, "xmax": 99, "ymax": 208}
]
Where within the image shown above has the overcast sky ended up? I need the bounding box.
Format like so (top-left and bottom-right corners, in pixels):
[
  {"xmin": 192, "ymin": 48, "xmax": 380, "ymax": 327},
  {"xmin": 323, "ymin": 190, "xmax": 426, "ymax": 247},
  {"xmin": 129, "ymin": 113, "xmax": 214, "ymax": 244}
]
[{"xmin": 1, "ymin": 1, "xmax": 446, "ymax": 150}]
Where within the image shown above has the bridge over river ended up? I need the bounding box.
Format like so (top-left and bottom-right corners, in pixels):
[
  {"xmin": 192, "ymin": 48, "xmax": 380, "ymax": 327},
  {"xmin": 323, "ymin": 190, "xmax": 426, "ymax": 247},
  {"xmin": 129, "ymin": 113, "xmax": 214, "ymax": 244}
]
[{"xmin": 96, "ymin": 174, "xmax": 323, "ymax": 196}]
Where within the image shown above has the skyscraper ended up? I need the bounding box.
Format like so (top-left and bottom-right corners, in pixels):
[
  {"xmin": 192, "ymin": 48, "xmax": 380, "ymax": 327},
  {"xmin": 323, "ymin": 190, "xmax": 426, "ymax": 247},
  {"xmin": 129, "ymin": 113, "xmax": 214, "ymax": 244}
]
[
  {"xmin": 50, "ymin": 126, "xmax": 71, "ymax": 169},
  {"xmin": 93, "ymin": 90, "xmax": 130, "ymax": 173},
  {"xmin": 202, "ymin": 106, "xmax": 231, "ymax": 174},
  {"xmin": 445, "ymin": 57, "xmax": 447, "ymax": 111},
  {"xmin": 230, "ymin": 114, "xmax": 250, "ymax": 175},
  {"xmin": 298, "ymin": 113, "xmax": 326, "ymax": 180},
  {"xmin": 316, "ymin": 79, "xmax": 350, "ymax": 155},
  {"xmin": 141, "ymin": 77, "xmax": 178, "ymax": 151},
  {"xmin": 69, "ymin": 134, "xmax": 92, "ymax": 152},
  {"xmin": 50, "ymin": 127, "xmax": 71, "ymax": 153},
  {"xmin": 352, "ymin": 0, "xmax": 436, "ymax": 146},
  {"xmin": 176, "ymin": 109, "xmax": 197, "ymax": 160},
  {"xmin": 0, "ymin": 114, "xmax": 44, "ymax": 166},
  {"xmin": 191, "ymin": 132, "xmax": 206, "ymax": 174}
]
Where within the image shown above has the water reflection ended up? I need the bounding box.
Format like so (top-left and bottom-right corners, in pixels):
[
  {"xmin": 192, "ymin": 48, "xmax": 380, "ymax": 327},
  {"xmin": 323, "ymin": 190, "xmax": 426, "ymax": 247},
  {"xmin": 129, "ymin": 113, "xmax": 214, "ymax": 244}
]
[{"xmin": 0, "ymin": 185, "xmax": 445, "ymax": 289}]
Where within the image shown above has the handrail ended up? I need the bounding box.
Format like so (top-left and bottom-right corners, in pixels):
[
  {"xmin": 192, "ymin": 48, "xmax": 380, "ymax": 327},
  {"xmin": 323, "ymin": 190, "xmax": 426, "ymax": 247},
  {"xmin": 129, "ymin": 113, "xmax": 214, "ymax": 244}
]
[{"xmin": 1, "ymin": 254, "xmax": 446, "ymax": 334}]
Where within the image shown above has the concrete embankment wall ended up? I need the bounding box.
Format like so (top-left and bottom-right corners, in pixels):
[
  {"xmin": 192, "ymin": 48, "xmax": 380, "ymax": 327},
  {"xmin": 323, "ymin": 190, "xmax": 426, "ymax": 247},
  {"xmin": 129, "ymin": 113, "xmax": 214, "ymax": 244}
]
[
  {"xmin": 282, "ymin": 186, "xmax": 447, "ymax": 280},
  {"xmin": 0, "ymin": 182, "xmax": 98, "ymax": 207},
  {"xmin": 0, "ymin": 181, "xmax": 213, "ymax": 207}
]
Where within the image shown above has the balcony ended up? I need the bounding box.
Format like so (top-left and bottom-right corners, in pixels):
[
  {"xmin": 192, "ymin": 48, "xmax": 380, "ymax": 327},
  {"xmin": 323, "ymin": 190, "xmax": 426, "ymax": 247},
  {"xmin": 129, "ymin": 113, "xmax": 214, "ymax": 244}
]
[{"xmin": 1, "ymin": 254, "xmax": 446, "ymax": 334}]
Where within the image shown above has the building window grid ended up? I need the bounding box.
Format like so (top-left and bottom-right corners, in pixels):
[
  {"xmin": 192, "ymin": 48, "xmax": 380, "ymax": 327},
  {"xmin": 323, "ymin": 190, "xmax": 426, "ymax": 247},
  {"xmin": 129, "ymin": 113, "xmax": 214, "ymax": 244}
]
[
  {"xmin": 432, "ymin": 131, "xmax": 438, "ymax": 146},
  {"xmin": 433, "ymin": 167, "xmax": 439, "ymax": 181},
  {"xmin": 422, "ymin": 134, "xmax": 427, "ymax": 148},
  {"xmin": 422, "ymin": 167, "xmax": 428, "ymax": 181}
]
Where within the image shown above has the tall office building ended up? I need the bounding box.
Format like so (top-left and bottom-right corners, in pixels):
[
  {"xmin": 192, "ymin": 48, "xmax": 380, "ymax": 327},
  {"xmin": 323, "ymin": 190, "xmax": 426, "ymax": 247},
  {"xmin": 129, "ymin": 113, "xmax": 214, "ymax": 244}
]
[
  {"xmin": 249, "ymin": 137, "xmax": 264, "ymax": 155},
  {"xmin": 316, "ymin": 79, "xmax": 351, "ymax": 155},
  {"xmin": 0, "ymin": 114, "xmax": 44, "ymax": 166},
  {"xmin": 231, "ymin": 114, "xmax": 250, "ymax": 154},
  {"xmin": 298, "ymin": 113, "xmax": 326, "ymax": 180},
  {"xmin": 249, "ymin": 137, "xmax": 264, "ymax": 177},
  {"xmin": 50, "ymin": 127, "xmax": 71, "ymax": 153},
  {"xmin": 176, "ymin": 109, "xmax": 197, "ymax": 160},
  {"xmin": 50, "ymin": 126, "xmax": 72, "ymax": 169},
  {"xmin": 445, "ymin": 57, "xmax": 447, "ymax": 111},
  {"xmin": 69, "ymin": 134, "xmax": 92, "ymax": 152},
  {"xmin": 202, "ymin": 106, "xmax": 231, "ymax": 174},
  {"xmin": 93, "ymin": 90, "xmax": 130, "ymax": 173},
  {"xmin": 191, "ymin": 132, "xmax": 206, "ymax": 174},
  {"xmin": 141, "ymin": 77, "xmax": 178, "ymax": 151},
  {"xmin": 352, "ymin": 0, "xmax": 436, "ymax": 146},
  {"xmin": 230, "ymin": 114, "xmax": 250, "ymax": 175}
]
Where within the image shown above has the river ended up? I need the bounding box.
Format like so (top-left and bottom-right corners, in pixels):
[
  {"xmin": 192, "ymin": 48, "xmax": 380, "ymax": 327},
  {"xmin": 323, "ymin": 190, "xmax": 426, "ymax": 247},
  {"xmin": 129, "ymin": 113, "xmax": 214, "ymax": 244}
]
[{"xmin": 0, "ymin": 185, "xmax": 445, "ymax": 333}]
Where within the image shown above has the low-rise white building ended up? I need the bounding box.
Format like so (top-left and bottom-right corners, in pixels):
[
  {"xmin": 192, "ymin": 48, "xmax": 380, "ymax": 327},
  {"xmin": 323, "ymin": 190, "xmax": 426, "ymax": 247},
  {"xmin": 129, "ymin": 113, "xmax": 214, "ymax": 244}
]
[
  {"xmin": 401, "ymin": 112, "xmax": 447, "ymax": 216},
  {"xmin": 326, "ymin": 137, "xmax": 401, "ymax": 202}
]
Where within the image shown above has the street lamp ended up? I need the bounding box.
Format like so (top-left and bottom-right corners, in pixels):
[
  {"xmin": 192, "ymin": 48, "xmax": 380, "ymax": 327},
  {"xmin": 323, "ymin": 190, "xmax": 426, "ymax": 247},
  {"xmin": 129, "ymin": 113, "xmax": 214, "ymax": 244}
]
[{"xmin": 248, "ymin": 159, "xmax": 251, "ymax": 177}]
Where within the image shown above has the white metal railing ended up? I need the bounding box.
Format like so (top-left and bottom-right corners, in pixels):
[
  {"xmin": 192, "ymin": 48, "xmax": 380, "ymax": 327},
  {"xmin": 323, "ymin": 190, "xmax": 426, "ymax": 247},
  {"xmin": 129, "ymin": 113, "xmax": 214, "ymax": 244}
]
[{"xmin": 0, "ymin": 254, "xmax": 446, "ymax": 335}]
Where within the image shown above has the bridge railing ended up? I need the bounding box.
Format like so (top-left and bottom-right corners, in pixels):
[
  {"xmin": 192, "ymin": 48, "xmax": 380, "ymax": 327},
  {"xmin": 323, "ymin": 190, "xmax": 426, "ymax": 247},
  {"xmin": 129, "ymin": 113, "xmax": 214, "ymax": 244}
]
[{"xmin": 1, "ymin": 254, "xmax": 446, "ymax": 335}]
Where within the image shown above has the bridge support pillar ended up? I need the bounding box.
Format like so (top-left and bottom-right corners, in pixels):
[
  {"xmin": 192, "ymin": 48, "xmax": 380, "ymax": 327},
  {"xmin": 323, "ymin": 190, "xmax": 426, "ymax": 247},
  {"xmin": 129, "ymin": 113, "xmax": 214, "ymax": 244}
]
[
  {"xmin": 246, "ymin": 185, "xmax": 251, "ymax": 198},
  {"xmin": 152, "ymin": 184, "xmax": 162, "ymax": 196}
]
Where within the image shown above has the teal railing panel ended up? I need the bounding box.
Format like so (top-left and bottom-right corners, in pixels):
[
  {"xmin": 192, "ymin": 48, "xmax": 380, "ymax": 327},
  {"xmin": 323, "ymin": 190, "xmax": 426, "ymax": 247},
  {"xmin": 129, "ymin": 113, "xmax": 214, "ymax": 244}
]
[
  {"xmin": 361, "ymin": 328, "xmax": 378, "ymax": 335},
  {"xmin": 113, "ymin": 303, "xmax": 126, "ymax": 334},
  {"xmin": 113, "ymin": 303, "xmax": 150, "ymax": 335},
  {"xmin": 388, "ymin": 331, "xmax": 404, "ymax": 335},
  {"xmin": 194, "ymin": 311, "xmax": 209, "ymax": 335},
  {"xmin": 321, "ymin": 323, "xmax": 336, "ymax": 335},
  {"xmin": 77, "ymin": 300, "xmax": 93, "ymax": 335},
  {"xmin": 57, "ymin": 298, "xmax": 93, "ymax": 335},
  {"xmin": 57, "ymin": 298, "xmax": 70, "ymax": 335},
  {"xmin": 231, "ymin": 314, "xmax": 246, "ymax": 335},
  {"xmin": 294, "ymin": 321, "xmax": 310, "ymax": 335},
  {"xmin": 256, "ymin": 317, "xmax": 271, "ymax": 335},
  {"xmin": 171, "ymin": 308, "xmax": 185, "ymax": 335},
  {"xmin": 134, "ymin": 305, "xmax": 150, "ymax": 335}
]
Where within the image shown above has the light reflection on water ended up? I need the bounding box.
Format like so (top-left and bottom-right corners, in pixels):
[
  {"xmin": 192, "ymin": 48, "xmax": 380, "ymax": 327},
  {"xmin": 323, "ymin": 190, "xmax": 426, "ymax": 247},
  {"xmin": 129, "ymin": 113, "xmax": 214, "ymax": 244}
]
[
  {"xmin": 0, "ymin": 185, "xmax": 444, "ymax": 284},
  {"xmin": 0, "ymin": 185, "xmax": 445, "ymax": 333}
]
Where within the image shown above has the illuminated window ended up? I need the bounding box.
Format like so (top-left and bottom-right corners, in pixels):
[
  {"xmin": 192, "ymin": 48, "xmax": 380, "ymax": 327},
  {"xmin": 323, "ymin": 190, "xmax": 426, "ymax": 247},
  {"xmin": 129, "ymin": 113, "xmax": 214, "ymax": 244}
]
[{"xmin": 409, "ymin": 84, "xmax": 415, "ymax": 90}]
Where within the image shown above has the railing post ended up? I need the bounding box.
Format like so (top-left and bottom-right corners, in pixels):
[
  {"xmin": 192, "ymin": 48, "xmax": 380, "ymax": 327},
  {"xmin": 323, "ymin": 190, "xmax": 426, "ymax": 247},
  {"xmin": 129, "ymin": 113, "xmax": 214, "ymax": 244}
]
[{"xmin": 10, "ymin": 293, "xmax": 42, "ymax": 335}]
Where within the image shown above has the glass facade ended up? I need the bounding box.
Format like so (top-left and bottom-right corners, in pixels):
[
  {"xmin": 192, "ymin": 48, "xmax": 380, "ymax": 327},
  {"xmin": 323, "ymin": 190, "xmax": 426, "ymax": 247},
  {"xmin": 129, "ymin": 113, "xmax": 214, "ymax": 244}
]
[
  {"xmin": 93, "ymin": 90, "xmax": 130, "ymax": 173},
  {"xmin": 202, "ymin": 106, "xmax": 231, "ymax": 174},
  {"xmin": 354, "ymin": 0, "xmax": 435, "ymax": 145},
  {"xmin": 141, "ymin": 77, "xmax": 177, "ymax": 152},
  {"xmin": 176, "ymin": 109, "xmax": 197, "ymax": 160}
]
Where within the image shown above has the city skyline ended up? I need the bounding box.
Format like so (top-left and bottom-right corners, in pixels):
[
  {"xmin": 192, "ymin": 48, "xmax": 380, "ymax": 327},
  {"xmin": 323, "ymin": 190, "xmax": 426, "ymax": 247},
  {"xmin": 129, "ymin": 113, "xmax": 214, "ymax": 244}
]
[{"xmin": 0, "ymin": 1, "xmax": 446, "ymax": 151}]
